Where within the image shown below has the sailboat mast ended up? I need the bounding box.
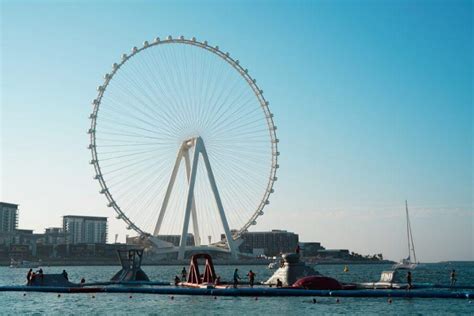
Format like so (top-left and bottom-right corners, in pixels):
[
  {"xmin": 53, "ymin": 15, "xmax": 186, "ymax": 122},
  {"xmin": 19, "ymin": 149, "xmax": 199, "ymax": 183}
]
[
  {"xmin": 406, "ymin": 200, "xmax": 417, "ymax": 263},
  {"xmin": 405, "ymin": 200, "xmax": 411, "ymax": 260},
  {"xmin": 408, "ymin": 212, "xmax": 417, "ymax": 263}
]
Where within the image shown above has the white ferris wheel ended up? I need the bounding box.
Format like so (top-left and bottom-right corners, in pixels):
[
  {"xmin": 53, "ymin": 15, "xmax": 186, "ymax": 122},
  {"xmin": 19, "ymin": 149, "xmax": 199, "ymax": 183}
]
[{"xmin": 88, "ymin": 36, "xmax": 279, "ymax": 259}]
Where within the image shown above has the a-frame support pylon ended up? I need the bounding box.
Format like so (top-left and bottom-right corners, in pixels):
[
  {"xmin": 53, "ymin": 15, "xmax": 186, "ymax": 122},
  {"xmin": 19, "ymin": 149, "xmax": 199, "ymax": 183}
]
[{"xmin": 153, "ymin": 137, "xmax": 237, "ymax": 260}]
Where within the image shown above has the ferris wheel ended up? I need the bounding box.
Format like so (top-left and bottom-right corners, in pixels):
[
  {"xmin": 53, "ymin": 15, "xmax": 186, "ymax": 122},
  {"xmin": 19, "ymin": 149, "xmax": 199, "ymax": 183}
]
[{"xmin": 88, "ymin": 36, "xmax": 279, "ymax": 259}]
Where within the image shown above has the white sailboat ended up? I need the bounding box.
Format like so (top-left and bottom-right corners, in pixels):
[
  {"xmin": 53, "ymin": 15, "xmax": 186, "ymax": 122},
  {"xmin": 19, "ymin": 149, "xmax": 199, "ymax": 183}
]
[{"xmin": 393, "ymin": 200, "xmax": 418, "ymax": 270}]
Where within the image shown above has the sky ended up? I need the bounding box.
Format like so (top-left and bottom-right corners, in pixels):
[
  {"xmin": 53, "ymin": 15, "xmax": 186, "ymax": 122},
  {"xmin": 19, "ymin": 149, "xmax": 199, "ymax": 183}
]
[{"xmin": 1, "ymin": 0, "xmax": 472, "ymax": 262}]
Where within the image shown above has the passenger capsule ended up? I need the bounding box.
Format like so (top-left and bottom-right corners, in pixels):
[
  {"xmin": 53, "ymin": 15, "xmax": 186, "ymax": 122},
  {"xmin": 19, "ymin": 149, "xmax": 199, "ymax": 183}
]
[
  {"xmin": 154, "ymin": 37, "xmax": 160, "ymax": 43},
  {"xmin": 143, "ymin": 41, "xmax": 149, "ymax": 47},
  {"xmin": 167, "ymin": 35, "xmax": 172, "ymax": 40},
  {"xmin": 179, "ymin": 35, "xmax": 184, "ymax": 40},
  {"xmin": 192, "ymin": 37, "xmax": 196, "ymax": 42},
  {"xmin": 203, "ymin": 40, "xmax": 208, "ymax": 45},
  {"xmin": 132, "ymin": 46, "xmax": 138, "ymax": 53}
]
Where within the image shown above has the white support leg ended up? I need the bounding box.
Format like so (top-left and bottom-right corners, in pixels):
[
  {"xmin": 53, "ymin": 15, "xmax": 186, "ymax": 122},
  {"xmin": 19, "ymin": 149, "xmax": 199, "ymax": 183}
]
[
  {"xmin": 178, "ymin": 141, "xmax": 200, "ymax": 260},
  {"xmin": 153, "ymin": 146, "xmax": 183, "ymax": 236},
  {"xmin": 197, "ymin": 137, "xmax": 238, "ymax": 259},
  {"xmin": 184, "ymin": 149, "xmax": 201, "ymax": 246}
]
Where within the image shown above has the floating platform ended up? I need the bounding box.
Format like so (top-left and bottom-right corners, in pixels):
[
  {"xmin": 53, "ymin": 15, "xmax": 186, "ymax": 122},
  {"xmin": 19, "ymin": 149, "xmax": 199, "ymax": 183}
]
[{"xmin": 0, "ymin": 285, "xmax": 472, "ymax": 299}]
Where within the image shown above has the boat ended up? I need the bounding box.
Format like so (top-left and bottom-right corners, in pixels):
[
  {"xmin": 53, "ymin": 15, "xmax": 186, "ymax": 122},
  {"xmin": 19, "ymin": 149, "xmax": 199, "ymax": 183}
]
[
  {"xmin": 393, "ymin": 200, "xmax": 418, "ymax": 270},
  {"xmin": 9, "ymin": 258, "xmax": 41, "ymax": 269},
  {"xmin": 357, "ymin": 270, "xmax": 409, "ymax": 289}
]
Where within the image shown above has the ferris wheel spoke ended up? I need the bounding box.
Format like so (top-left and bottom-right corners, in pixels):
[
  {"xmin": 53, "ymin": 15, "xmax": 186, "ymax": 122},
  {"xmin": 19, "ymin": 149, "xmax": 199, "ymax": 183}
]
[
  {"xmin": 154, "ymin": 46, "xmax": 191, "ymax": 126},
  {"xmin": 209, "ymin": 95, "xmax": 258, "ymax": 134},
  {"xmin": 198, "ymin": 55, "xmax": 231, "ymax": 130},
  {"xmin": 133, "ymin": 50, "xmax": 189, "ymax": 130},
  {"xmin": 203, "ymin": 73, "xmax": 252, "ymax": 131},
  {"xmin": 100, "ymin": 151, "xmax": 165, "ymax": 176},
  {"xmin": 108, "ymin": 160, "xmax": 170, "ymax": 200},
  {"xmin": 99, "ymin": 98, "xmax": 175, "ymax": 137},
  {"xmin": 145, "ymin": 50, "xmax": 189, "ymax": 127},
  {"xmin": 99, "ymin": 116, "xmax": 170, "ymax": 140}
]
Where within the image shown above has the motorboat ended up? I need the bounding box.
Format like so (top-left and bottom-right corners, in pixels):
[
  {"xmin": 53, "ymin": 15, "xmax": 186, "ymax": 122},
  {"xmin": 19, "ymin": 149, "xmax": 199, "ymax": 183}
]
[{"xmin": 357, "ymin": 270, "xmax": 409, "ymax": 289}]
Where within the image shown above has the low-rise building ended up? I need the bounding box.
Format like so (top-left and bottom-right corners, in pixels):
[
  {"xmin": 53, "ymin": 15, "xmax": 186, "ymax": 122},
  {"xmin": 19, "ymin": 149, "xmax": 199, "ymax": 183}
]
[
  {"xmin": 299, "ymin": 242, "xmax": 325, "ymax": 257},
  {"xmin": 229, "ymin": 229, "xmax": 299, "ymax": 257}
]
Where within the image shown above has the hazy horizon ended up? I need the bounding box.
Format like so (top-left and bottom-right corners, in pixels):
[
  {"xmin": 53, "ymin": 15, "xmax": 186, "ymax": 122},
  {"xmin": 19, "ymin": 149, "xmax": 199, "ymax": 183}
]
[{"xmin": 1, "ymin": 0, "xmax": 472, "ymax": 262}]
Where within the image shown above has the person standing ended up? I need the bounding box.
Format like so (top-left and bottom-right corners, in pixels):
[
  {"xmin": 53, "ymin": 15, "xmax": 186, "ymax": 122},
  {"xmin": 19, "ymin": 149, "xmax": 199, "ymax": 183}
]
[
  {"xmin": 406, "ymin": 271, "xmax": 413, "ymax": 290},
  {"xmin": 181, "ymin": 267, "xmax": 187, "ymax": 282},
  {"xmin": 450, "ymin": 269, "xmax": 457, "ymax": 286},
  {"xmin": 26, "ymin": 269, "xmax": 33, "ymax": 285},
  {"xmin": 247, "ymin": 270, "xmax": 256, "ymax": 288},
  {"xmin": 233, "ymin": 268, "xmax": 241, "ymax": 288}
]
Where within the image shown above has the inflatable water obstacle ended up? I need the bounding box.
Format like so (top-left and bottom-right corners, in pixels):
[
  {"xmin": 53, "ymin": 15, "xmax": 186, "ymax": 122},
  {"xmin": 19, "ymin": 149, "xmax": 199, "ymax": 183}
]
[
  {"xmin": 2, "ymin": 250, "xmax": 472, "ymax": 300},
  {"xmin": 0, "ymin": 285, "xmax": 472, "ymax": 299}
]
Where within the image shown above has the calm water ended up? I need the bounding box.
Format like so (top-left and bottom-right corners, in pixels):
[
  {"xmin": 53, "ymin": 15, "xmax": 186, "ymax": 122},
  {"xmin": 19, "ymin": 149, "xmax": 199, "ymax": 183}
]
[{"xmin": 1, "ymin": 262, "xmax": 473, "ymax": 315}]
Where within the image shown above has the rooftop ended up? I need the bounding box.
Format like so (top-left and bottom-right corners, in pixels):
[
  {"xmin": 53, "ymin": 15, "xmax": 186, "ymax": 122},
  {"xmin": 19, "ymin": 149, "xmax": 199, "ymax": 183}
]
[
  {"xmin": 0, "ymin": 202, "xmax": 19, "ymax": 208},
  {"xmin": 63, "ymin": 215, "xmax": 107, "ymax": 221}
]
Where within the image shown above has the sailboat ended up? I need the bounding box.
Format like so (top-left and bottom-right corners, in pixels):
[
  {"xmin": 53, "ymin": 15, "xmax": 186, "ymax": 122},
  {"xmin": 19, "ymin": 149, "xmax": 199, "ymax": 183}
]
[{"xmin": 392, "ymin": 200, "xmax": 418, "ymax": 270}]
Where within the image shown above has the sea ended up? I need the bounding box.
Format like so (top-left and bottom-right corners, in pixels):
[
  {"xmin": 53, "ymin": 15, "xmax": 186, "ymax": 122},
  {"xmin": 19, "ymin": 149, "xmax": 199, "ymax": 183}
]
[{"xmin": 1, "ymin": 262, "xmax": 473, "ymax": 315}]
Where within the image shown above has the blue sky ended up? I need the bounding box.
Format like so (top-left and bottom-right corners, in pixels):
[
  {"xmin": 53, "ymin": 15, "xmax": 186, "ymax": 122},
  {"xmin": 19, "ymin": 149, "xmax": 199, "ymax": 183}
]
[{"xmin": 1, "ymin": 0, "xmax": 472, "ymax": 261}]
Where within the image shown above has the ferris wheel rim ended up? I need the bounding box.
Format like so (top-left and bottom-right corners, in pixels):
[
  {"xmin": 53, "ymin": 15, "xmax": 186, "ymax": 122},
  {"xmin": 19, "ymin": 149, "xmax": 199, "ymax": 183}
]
[{"xmin": 88, "ymin": 35, "xmax": 279, "ymax": 241}]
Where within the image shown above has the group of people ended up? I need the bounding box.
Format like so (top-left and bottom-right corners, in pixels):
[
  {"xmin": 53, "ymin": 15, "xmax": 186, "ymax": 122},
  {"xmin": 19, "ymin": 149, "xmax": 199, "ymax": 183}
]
[
  {"xmin": 405, "ymin": 269, "xmax": 457, "ymax": 290},
  {"xmin": 26, "ymin": 268, "xmax": 88, "ymax": 286},
  {"xmin": 26, "ymin": 268, "xmax": 43, "ymax": 285},
  {"xmin": 232, "ymin": 269, "xmax": 258, "ymax": 288},
  {"xmin": 174, "ymin": 267, "xmax": 261, "ymax": 288}
]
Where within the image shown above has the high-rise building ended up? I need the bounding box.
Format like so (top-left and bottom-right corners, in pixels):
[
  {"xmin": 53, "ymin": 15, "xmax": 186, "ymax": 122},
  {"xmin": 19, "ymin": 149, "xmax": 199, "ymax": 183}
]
[
  {"xmin": 63, "ymin": 215, "xmax": 107, "ymax": 244},
  {"xmin": 0, "ymin": 202, "xmax": 18, "ymax": 233}
]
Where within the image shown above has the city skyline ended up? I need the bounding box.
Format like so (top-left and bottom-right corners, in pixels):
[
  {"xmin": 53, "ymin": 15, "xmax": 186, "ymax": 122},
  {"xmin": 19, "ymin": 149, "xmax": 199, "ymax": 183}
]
[{"xmin": 1, "ymin": 0, "xmax": 472, "ymax": 262}]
